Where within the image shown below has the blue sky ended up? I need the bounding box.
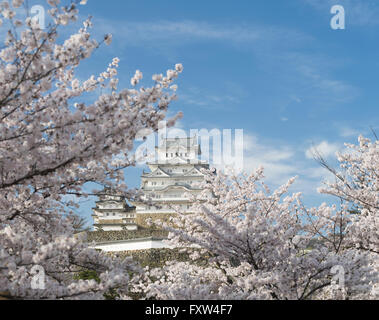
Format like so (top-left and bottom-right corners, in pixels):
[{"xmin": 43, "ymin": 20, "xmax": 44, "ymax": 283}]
[{"xmin": 28, "ymin": 0, "xmax": 379, "ymax": 224}]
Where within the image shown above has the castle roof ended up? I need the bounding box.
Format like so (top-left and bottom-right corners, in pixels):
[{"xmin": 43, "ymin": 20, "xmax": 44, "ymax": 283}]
[
  {"xmin": 142, "ymin": 165, "xmax": 207, "ymax": 178},
  {"xmin": 142, "ymin": 183, "xmax": 202, "ymax": 193}
]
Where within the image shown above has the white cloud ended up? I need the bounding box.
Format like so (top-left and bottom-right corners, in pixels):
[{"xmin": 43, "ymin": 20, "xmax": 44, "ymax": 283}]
[
  {"xmin": 305, "ymin": 141, "xmax": 341, "ymax": 159},
  {"xmin": 305, "ymin": 166, "xmax": 335, "ymax": 180},
  {"xmin": 218, "ymin": 133, "xmax": 344, "ymax": 195},
  {"xmin": 216, "ymin": 133, "xmax": 299, "ymax": 185},
  {"xmin": 339, "ymin": 126, "xmax": 361, "ymax": 138}
]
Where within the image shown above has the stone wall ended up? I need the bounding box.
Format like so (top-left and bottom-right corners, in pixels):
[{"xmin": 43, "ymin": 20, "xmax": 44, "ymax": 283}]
[
  {"xmin": 109, "ymin": 248, "xmax": 211, "ymax": 268},
  {"xmin": 86, "ymin": 229, "xmax": 168, "ymax": 243},
  {"xmin": 135, "ymin": 213, "xmax": 177, "ymax": 229}
]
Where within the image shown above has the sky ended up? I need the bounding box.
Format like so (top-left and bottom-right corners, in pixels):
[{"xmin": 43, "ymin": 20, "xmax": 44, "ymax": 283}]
[{"xmin": 26, "ymin": 0, "xmax": 379, "ymax": 225}]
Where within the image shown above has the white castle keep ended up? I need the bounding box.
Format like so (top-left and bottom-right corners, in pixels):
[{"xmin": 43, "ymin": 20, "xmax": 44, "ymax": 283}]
[
  {"xmin": 133, "ymin": 136, "xmax": 209, "ymax": 217},
  {"xmin": 92, "ymin": 136, "xmax": 209, "ymax": 234}
]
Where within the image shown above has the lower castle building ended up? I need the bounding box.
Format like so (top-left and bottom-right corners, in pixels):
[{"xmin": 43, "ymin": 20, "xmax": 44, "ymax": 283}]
[
  {"xmin": 90, "ymin": 136, "xmax": 209, "ymax": 252},
  {"xmin": 92, "ymin": 190, "xmax": 137, "ymax": 232}
]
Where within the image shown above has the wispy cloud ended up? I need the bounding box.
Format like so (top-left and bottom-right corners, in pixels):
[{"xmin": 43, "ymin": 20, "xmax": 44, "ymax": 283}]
[
  {"xmin": 305, "ymin": 140, "xmax": 341, "ymax": 159},
  {"xmin": 339, "ymin": 126, "xmax": 362, "ymax": 138},
  {"xmin": 92, "ymin": 19, "xmax": 311, "ymax": 48},
  {"xmin": 90, "ymin": 16, "xmax": 359, "ymax": 108},
  {"xmin": 178, "ymin": 86, "xmax": 241, "ymax": 110},
  {"xmin": 286, "ymin": 52, "xmax": 360, "ymax": 104}
]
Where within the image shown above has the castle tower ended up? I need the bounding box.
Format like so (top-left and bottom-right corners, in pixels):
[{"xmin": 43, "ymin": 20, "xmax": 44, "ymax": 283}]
[
  {"xmin": 90, "ymin": 137, "xmax": 210, "ymax": 251},
  {"xmin": 133, "ymin": 136, "xmax": 209, "ymax": 225}
]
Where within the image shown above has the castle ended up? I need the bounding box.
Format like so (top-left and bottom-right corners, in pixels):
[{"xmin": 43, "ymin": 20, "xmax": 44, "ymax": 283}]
[{"xmin": 90, "ymin": 136, "xmax": 209, "ymax": 251}]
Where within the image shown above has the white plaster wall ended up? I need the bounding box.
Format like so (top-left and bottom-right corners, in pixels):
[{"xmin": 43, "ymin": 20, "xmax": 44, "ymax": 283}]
[
  {"xmin": 96, "ymin": 225, "xmax": 138, "ymax": 232},
  {"xmin": 91, "ymin": 239, "xmax": 173, "ymax": 252}
]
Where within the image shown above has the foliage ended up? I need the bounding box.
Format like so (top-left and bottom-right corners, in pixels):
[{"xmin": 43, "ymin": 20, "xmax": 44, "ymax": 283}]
[
  {"xmin": 0, "ymin": 0, "xmax": 182, "ymax": 299},
  {"xmin": 135, "ymin": 153, "xmax": 378, "ymax": 299}
]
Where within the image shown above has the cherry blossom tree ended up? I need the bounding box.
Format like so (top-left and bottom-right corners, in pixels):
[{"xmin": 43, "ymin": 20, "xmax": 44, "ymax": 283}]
[
  {"xmin": 137, "ymin": 167, "xmax": 377, "ymax": 300},
  {"xmin": 0, "ymin": 0, "xmax": 376, "ymax": 302},
  {"xmin": 0, "ymin": 0, "xmax": 182, "ymax": 299},
  {"xmin": 316, "ymin": 136, "xmax": 379, "ymax": 297},
  {"xmin": 317, "ymin": 136, "xmax": 378, "ymax": 255}
]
